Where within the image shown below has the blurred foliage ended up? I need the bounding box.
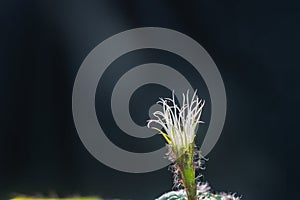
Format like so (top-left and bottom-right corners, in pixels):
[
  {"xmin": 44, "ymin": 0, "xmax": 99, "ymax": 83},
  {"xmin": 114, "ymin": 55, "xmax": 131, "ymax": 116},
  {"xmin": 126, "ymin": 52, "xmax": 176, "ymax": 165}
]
[{"xmin": 11, "ymin": 197, "xmax": 105, "ymax": 200}]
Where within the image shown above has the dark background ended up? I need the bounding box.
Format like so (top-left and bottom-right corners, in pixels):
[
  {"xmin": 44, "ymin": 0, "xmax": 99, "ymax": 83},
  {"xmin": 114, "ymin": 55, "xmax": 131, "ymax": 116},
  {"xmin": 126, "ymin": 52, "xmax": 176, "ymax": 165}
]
[{"xmin": 1, "ymin": 0, "xmax": 295, "ymax": 199}]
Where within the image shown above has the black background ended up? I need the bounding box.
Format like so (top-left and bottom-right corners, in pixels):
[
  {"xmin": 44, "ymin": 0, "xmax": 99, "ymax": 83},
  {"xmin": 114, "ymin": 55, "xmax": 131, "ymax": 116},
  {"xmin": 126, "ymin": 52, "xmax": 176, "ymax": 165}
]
[{"xmin": 1, "ymin": 0, "xmax": 295, "ymax": 199}]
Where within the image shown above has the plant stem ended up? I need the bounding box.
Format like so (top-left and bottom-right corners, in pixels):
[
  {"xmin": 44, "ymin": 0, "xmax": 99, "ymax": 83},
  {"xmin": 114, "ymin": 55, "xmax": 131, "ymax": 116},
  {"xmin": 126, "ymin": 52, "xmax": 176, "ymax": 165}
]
[{"xmin": 177, "ymin": 144, "xmax": 196, "ymax": 200}]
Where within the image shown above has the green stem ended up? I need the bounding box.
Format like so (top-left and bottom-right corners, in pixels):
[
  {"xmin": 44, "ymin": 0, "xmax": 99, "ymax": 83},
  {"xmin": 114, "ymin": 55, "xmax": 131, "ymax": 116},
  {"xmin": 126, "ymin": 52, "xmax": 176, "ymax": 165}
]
[{"xmin": 177, "ymin": 144, "xmax": 196, "ymax": 200}]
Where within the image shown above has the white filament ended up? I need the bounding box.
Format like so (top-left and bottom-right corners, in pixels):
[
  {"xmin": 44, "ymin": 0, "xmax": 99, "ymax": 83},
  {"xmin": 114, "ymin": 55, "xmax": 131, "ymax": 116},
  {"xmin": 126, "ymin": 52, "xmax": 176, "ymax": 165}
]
[{"xmin": 147, "ymin": 90, "xmax": 205, "ymax": 154}]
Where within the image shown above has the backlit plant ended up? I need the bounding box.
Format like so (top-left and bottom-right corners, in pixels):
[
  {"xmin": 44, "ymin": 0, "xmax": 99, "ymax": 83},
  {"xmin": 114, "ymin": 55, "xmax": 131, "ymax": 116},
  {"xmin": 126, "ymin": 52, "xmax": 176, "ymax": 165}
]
[{"xmin": 148, "ymin": 91, "xmax": 240, "ymax": 200}]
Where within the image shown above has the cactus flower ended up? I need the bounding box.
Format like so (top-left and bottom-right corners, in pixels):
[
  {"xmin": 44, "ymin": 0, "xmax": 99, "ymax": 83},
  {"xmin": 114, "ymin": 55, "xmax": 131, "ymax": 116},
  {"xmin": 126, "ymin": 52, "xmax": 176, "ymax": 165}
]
[{"xmin": 148, "ymin": 91, "xmax": 205, "ymax": 200}]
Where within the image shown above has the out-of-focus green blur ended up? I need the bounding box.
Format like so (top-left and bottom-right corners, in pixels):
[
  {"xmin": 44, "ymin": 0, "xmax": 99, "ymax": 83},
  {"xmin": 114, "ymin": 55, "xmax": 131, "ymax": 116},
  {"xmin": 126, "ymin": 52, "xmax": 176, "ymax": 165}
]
[{"xmin": 11, "ymin": 197, "xmax": 103, "ymax": 200}]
